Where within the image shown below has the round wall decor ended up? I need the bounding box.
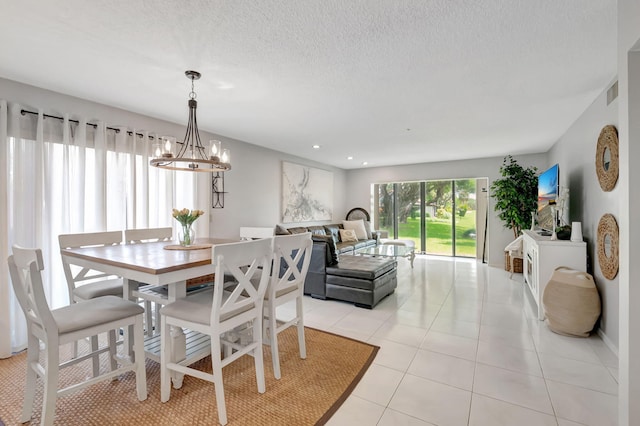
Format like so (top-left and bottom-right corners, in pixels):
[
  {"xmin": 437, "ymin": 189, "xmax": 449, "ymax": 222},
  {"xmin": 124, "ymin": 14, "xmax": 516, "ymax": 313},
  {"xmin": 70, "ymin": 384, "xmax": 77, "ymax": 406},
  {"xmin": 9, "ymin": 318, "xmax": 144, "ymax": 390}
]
[
  {"xmin": 597, "ymin": 213, "xmax": 619, "ymax": 280},
  {"xmin": 345, "ymin": 207, "xmax": 370, "ymax": 222},
  {"xmin": 595, "ymin": 125, "xmax": 619, "ymax": 192}
]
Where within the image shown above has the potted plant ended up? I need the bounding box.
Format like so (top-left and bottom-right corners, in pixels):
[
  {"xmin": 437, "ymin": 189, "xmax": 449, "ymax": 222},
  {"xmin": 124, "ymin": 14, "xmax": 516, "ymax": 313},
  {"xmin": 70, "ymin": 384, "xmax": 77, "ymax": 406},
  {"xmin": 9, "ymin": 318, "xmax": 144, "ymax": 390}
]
[{"xmin": 491, "ymin": 156, "xmax": 538, "ymax": 239}]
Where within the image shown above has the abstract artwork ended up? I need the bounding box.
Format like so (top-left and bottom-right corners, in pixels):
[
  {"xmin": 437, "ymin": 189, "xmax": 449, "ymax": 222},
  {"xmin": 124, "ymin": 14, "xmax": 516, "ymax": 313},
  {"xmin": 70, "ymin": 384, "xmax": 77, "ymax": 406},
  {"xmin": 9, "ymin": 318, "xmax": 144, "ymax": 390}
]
[{"xmin": 282, "ymin": 161, "xmax": 333, "ymax": 222}]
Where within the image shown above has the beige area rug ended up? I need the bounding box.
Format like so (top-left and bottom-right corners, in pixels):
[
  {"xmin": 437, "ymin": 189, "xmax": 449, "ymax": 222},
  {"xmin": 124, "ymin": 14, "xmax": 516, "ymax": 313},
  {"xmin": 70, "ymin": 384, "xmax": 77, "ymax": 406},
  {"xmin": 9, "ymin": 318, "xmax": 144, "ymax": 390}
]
[{"xmin": 0, "ymin": 327, "xmax": 378, "ymax": 425}]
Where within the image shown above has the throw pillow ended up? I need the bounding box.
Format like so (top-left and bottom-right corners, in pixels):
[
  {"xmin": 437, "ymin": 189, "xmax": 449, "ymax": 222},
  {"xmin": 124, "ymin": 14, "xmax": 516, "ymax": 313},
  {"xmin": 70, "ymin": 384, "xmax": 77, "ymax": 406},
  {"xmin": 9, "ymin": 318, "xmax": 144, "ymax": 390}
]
[
  {"xmin": 339, "ymin": 228, "xmax": 358, "ymax": 242},
  {"xmin": 362, "ymin": 220, "xmax": 373, "ymax": 239},
  {"xmin": 275, "ymin": 224, "xmax": 291, "ymax": 235},
  {"xmin": 343, "ymin": 219, "xmax": 368, "ymax": 240}
]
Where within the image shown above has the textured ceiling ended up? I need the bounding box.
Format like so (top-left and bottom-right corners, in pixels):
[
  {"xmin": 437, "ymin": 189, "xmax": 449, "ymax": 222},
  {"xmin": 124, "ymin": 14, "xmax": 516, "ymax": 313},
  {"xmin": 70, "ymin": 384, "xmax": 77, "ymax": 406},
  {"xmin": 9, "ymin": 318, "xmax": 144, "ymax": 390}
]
[{"xmin": 0, "ymin": 0, "xmax": 617, "ymax": 169}]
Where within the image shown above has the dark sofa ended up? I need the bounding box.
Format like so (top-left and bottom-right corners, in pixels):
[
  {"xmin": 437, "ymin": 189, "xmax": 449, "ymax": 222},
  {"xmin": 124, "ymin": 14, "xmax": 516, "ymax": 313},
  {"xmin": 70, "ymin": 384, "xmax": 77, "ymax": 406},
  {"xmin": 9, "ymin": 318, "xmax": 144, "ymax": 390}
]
[
  {"xmin": 277, "ymin": 223, "xmax": 397, "ymax": 308},
  {"xmin": 285, "ymin": 223, "xmax": 379, "ymax": 253}
]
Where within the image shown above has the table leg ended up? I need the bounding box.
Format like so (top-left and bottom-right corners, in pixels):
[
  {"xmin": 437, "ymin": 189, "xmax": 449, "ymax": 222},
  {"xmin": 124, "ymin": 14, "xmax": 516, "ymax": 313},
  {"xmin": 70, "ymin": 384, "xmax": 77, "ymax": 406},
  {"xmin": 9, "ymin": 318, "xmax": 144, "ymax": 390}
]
[
  {"xmin": 409, "ymin": 250, "xmax": 415, "ymax": 268},
  {"xmin": 168, "ymin": 281, "xmax": 187, "ymax": 389},
  {"xmin": 123, "ymin": 279, "xmax": 139, "ymax": 359}
]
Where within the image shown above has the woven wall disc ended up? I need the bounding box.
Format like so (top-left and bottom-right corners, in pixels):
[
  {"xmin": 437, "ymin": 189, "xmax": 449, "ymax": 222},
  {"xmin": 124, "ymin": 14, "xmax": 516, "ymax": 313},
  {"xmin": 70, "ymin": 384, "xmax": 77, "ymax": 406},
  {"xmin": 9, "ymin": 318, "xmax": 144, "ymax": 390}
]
[
  {"xmin": 595, "ymin": 125, "xmax": 619, "ymax": 192},
  {"xmin": 597, "ymin": 213, "xmax": 619, "ymax": 280}
]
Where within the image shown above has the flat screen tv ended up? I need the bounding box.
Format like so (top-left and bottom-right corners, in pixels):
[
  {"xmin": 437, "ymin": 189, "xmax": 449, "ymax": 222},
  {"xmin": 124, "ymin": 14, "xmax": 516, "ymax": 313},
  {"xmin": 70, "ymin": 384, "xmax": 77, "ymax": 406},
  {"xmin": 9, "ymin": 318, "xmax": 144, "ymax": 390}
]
[{"xmin": 537, "ymin": 163, "xmax": 559, "ymax": 232}]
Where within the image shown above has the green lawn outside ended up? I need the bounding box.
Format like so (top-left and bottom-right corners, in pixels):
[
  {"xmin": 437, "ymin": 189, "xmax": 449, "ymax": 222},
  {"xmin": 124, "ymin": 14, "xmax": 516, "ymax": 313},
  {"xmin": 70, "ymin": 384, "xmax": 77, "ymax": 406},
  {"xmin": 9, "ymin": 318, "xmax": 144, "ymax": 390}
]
[{"xmin": 383, "ymin": 210, "xmax": 477, "ymax": 257}]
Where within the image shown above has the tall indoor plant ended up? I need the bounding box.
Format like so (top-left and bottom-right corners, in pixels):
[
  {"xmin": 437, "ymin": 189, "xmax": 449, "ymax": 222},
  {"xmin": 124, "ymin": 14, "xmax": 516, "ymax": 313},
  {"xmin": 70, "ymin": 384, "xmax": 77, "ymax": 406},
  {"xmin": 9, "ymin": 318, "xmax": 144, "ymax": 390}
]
[{"xmin": 491, "ymin": 156, "xmax": 538, "ymax": 239}]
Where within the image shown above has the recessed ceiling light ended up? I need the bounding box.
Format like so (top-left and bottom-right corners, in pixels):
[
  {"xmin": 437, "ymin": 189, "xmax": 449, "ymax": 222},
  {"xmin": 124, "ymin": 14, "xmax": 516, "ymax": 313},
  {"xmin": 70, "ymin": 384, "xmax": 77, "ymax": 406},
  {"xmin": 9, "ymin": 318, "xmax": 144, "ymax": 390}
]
[
  {"xmin": 347, "ymin": 156, "xmax": 353, "ymax": 160},
  {"xmin": 362, "ymin": 161, "xmax": 368, "ymax": 166},
  {"xmin": 312, "ymin": 145, "xmax": 321, "ymax": 149}
]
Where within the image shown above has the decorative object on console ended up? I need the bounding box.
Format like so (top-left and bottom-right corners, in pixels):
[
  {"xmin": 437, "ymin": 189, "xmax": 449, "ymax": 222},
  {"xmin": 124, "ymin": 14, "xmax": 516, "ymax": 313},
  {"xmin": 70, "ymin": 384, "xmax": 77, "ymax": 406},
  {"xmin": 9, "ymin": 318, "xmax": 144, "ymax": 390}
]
[
  {"xmin": 570, "ymin": 222, "xmax": 583, "ymax": 242},
  {"xmin": 530, "ymin": 211, "xmax": 536, "ymax": 231},
  {"xmin": 556, "ymin": 225, "xmax": 572, "ymax": 240},
  {"xmin": 597, "ymin": 213, "xmax": 619, "ymax": 280},
  {"xmin": 150, "ymin": 70, "xmax": 231, "ymax": 173},
  {"xmin": 281, "ymin": 161, "xmax": 333, "ymax": 222},
  {"xmin": 172, "ymin": 208, "xmax": 204, "ymax": 246},
  {"xmin": 595, "ymin": 125, "xmax": 619, "ymax": 192},
  {"xmin": 491, "ymin": 155, "xmax": 538, "ymax": 239},
  {"xmin": 550, "ymin": 207, "xmax": 558, "ymax": 240}
]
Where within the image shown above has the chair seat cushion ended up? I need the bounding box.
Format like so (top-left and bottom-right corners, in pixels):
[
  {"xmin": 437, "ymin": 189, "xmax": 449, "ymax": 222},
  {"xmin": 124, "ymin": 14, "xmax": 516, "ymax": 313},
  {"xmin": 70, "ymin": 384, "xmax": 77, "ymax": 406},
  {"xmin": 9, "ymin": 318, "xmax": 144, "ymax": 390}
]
[
  {"xmin": 54, "ymin": 295, "xmax": 143, "ymax": 335},
  {"xmin": 160, "ymin": 289, "xmax": 252, "ymax": 325},
  {"xmin": 73, "ymin": 278, "xmax": 123, "ymax": 300}
]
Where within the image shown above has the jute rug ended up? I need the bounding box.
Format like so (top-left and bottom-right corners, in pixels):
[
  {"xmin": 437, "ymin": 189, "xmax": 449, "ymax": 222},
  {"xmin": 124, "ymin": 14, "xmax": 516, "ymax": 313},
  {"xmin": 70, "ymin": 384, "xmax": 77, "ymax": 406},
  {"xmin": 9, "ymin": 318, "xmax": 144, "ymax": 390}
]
[{"xmin": 0, "ymin": 327, "xmax": 378, "ymax": 425}]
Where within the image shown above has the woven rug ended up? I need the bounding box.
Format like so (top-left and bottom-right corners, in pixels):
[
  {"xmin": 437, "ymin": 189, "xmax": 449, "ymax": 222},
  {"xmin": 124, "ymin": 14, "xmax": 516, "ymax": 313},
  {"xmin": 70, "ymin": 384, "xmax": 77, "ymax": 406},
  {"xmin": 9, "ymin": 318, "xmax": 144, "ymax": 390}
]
[{"xmin": 0, "ymin": 327, "xmax": 378, "ymax": 425}]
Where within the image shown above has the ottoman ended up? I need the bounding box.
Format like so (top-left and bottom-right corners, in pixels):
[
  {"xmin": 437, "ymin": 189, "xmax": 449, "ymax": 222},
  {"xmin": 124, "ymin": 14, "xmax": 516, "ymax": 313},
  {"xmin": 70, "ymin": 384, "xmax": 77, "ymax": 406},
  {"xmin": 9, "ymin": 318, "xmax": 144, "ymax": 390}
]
[{"xmin": 325, "ymin": 256, "xmax": 397, "ymax": 308}]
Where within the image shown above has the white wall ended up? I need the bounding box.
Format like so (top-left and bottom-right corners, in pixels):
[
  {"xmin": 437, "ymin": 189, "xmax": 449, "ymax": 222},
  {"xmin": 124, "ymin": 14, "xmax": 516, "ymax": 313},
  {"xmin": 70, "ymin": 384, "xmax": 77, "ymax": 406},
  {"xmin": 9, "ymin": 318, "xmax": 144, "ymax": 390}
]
[
  {"xmin": 618, "ymin": 0, "xmax": 640, "ymax": 423},
  {"xmin": 345, "ymin": 154, "xmax": 548, "ymax": 267},
  {"xmin": 548, "ymin": 87, "xmax": 619, "ymax": 349},
  {"xmin": 0, "ymin": 78, "xmax": 348, "ymax": 239}
]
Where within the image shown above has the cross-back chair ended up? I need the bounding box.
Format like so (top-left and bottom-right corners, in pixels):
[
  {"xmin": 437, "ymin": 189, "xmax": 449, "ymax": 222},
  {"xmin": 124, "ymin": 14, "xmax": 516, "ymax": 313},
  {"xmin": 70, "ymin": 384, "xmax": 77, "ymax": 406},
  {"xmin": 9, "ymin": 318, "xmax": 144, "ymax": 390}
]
[
  {"xmin": 8, "ymin": 245, "xmax": 147, "ymax": 426},
  {"xmin": 124, "ymin": 227, "xmax": 173, "ymax": 336},
  {"xmin": 58, "ymin": 231, "xmax": 124, "ymax": 364},
  {"xmin": 160, "ymin": 238, "xmax": 273, "ymax": 425},
  {"xmin": 263, "ymin": 232, "xmax": 313, "ymax": 379}
]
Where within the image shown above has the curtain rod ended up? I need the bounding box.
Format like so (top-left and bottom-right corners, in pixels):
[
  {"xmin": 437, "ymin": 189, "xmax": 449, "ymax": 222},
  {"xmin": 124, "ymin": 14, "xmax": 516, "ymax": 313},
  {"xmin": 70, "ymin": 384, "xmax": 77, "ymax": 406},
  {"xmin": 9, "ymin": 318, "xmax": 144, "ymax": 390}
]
[{"xmin": 20, "ymin": 109, "xmax": 156, "ymax": 140}]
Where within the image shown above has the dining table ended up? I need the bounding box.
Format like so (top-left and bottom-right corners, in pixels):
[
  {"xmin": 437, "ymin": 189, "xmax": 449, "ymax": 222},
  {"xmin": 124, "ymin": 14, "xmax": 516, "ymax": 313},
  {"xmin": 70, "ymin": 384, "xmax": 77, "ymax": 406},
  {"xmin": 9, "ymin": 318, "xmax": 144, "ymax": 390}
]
[{"xmin": 60, "ymin": 237, "xmax": 236, "ymax": 388}]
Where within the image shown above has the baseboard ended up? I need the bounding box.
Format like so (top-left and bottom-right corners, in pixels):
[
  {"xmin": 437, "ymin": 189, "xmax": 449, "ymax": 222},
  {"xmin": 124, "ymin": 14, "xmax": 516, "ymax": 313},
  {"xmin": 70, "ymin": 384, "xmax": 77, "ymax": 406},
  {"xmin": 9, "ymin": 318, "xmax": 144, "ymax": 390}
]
[{"xmin": 597, "ymin": 328, "xmax": 619, "ymax": 357}]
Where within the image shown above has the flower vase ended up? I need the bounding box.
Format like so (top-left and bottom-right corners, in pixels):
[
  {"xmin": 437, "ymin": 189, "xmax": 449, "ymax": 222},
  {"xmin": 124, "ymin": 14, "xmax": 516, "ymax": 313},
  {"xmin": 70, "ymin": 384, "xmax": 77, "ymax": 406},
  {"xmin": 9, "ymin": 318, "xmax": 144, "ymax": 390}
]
[{"xmin": 179, "ymin": 224, "xmax": 195, "ymax": 247}]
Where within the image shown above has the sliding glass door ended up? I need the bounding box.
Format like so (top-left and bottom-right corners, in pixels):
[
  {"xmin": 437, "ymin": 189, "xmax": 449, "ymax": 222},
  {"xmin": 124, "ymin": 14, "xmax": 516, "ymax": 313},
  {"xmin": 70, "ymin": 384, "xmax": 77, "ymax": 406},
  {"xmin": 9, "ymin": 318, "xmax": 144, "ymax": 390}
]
[{"xmin": 373, "ymin": 179, "xmax": 478, "ymax": 258}]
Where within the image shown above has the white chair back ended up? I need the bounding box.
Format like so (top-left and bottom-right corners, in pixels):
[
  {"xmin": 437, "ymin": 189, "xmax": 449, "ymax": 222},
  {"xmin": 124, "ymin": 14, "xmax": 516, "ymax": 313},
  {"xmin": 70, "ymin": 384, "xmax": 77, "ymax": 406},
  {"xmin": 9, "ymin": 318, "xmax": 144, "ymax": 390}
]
[
  {"xmin": 8, "ymin": 246, "xmax": 56, "ymax": 340},
  {"xmin": 58, "ymin": 231, "xmax": 123, "ymax": 302},
  {"xmin": 211, "ymin": 238, "xmax": 273, "ymax": 331},
  {"xmin": 270, "ymin": 233, "xmax": 313, "ymax": 301},
  {"xmin": 239, "ymin": 227, "xmax": 275, "ymax": 241},
  {"xmin": 125, "ymin": 227, "xmax": 172, "ymax": 244}
]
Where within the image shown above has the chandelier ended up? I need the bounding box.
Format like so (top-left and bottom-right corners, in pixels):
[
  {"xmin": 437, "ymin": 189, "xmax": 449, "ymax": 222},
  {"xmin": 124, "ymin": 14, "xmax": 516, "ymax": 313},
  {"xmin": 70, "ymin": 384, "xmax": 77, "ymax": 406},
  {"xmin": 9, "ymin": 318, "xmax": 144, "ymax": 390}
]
[{"xmin": 150, "ymin": 70, "xmax": 231, "ymax": 172}]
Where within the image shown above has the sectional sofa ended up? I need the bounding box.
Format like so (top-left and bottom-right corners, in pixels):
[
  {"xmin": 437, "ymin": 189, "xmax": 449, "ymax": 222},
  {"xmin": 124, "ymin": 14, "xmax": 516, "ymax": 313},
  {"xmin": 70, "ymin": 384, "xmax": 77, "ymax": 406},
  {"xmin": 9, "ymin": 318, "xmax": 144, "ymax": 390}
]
[{"xmin": 276, "ymin": 223, "xmax": 397, "ymax": 308}]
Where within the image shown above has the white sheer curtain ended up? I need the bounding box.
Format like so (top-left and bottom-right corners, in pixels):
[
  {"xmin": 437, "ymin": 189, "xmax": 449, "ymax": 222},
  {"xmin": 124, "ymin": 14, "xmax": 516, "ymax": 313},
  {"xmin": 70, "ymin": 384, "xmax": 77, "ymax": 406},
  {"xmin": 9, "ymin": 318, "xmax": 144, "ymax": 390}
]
[{"xmin": 0, "ymin": 101, "xmax": 204, "ymax": 357}]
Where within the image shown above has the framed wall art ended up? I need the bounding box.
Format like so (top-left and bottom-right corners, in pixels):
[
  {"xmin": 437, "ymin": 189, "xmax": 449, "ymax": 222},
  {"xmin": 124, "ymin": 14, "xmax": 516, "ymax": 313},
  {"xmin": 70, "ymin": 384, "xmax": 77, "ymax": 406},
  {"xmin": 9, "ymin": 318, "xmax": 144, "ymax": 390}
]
[{"xmin": 281, "ymin": 162, "xmax": 333, "ymax": 222}]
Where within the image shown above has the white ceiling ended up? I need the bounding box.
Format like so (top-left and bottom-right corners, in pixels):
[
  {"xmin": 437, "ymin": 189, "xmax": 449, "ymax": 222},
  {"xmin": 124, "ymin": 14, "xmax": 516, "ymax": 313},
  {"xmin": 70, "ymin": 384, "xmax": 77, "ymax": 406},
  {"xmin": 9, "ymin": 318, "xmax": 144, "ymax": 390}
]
[{"xmin": 0, "ymin": 0, "xmax": 617, "ymax": 169}]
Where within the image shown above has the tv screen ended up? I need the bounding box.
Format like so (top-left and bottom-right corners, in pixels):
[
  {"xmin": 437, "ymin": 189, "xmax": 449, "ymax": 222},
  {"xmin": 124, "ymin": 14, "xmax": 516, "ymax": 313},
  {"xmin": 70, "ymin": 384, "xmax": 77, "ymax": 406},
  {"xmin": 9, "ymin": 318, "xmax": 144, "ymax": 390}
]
[{"xmin": 537, "ymin": 164, "xmax": 559, "ymax": 232}]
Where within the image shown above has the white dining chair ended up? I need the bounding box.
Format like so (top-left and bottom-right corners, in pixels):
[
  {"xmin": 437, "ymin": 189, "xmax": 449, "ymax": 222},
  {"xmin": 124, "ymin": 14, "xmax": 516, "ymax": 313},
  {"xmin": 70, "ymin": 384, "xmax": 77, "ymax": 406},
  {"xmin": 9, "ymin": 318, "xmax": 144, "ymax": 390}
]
[
  {"xmin": 263, "ymin": 233, "xmax": 313, "ymax": 379},
  {"xmin": 239, "ymin": 226, "xmax": 275, "ymax": 240},
  {"xmin": 160, "ymin": 238, "xmax": 273, "ymax": 426},
  {"xmin": 59, "ymin": 231, "xmax": 124, "ymax": 302},
  {"xmin": 124, "ymin": 227, "xmax": 172, "ymax": 244},
  {"xmin": 8, "ymin": 245, "xmax": 147, "ymax": 426},
  {"xmin": 58, "ymin": 231, "xmax": 124, "ymax": 369},
  {"xmin": 125, "ymin": 227, "xmax": 173, "ymax": 337}
]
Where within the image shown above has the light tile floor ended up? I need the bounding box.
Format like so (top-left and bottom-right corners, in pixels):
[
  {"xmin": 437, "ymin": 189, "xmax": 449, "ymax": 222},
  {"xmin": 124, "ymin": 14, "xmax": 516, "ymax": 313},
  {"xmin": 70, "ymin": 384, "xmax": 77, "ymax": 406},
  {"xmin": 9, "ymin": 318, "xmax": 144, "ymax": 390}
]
[{"xmin": 283, "ymin": 255, "xmax": 619, "ymax": 426}]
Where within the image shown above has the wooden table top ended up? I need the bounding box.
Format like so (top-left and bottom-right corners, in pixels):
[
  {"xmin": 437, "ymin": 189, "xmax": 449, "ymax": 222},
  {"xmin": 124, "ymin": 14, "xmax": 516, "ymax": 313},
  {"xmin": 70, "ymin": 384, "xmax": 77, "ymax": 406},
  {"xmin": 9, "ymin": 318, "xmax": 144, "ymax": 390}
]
[{"xmin": 61, "ymin": 238, "xmax": 237, "ymax": 275}]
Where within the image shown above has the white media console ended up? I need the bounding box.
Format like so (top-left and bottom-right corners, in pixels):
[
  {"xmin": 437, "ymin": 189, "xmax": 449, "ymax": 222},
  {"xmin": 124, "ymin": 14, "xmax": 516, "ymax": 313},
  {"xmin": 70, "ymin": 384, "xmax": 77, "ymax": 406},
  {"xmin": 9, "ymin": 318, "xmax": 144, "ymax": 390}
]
[{"xmin": 522, "ymin": 230, "xmax": 587, "ymax": 320}]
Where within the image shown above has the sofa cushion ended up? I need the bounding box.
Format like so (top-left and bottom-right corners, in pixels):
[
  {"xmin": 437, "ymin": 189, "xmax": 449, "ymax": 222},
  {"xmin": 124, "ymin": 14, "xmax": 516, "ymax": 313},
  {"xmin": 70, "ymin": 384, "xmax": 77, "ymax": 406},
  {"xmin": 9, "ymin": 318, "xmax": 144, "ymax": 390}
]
[
  {"xmin": 326, "ymin": 256, "xmax": 396, "ymax": 280},
  {"xmin": 339, "ymin": 229, "xmax": 358, "ymax": 242},
  {"xmin": 307, "ymin": 226, "xmax": 327, "ymax": 236},
  {"xmin": 324, "ymin": 224, "xmax": 342, "ymax": 244},
  {"xmin": 288, "ymin": 227, "xmax": 310, "ymax": 234},
  {"xmin": 343, "ymin": 219, "xmax": 368, "ymax": 240},
  {"xmin": 362, "ymin": 221, "xmax": 373, "ymax": 239},
  {"xmin": 335, "ymin": 242, "xmax": 355, "ymax": 254}
]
